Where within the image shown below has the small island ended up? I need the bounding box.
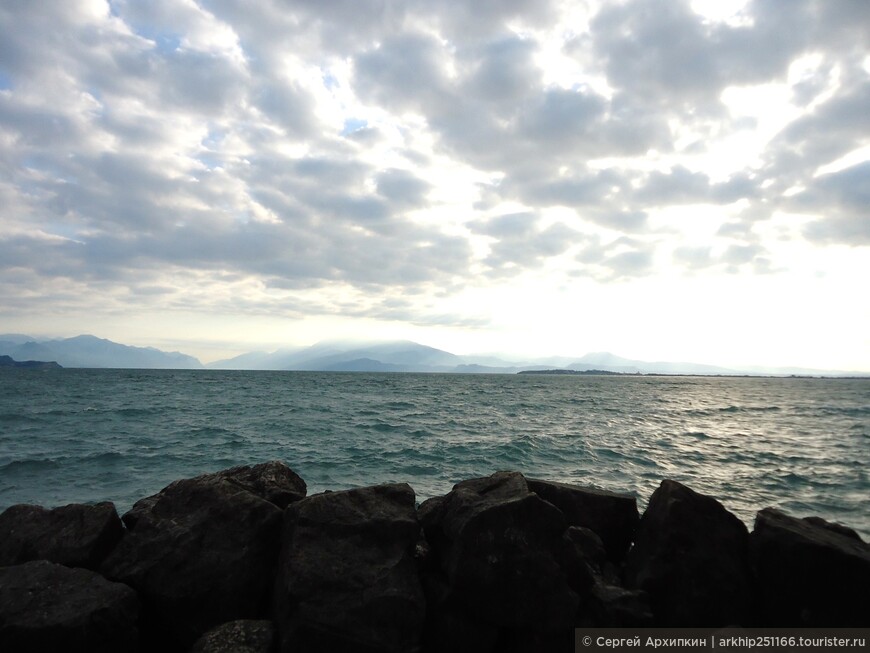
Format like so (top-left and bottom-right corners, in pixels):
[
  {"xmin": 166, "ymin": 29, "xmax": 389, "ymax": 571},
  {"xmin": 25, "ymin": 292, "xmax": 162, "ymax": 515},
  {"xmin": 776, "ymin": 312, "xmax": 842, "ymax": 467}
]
[
  {"xmin": 518, "ymin": 368, "xmax": 629, "ymax": 375},
  {"xmin": 0, "ymin": 354, "xmax": 62, "ymax": 370}
]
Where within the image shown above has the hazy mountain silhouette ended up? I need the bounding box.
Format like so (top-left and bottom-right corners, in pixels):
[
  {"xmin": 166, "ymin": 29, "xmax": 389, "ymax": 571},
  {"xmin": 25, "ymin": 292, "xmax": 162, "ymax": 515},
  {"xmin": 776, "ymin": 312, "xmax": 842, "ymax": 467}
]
[
  {"xmin": 2, "ymin": 334, "xmax": 865, "ymax": 376},
  {"xmin": 0, "ymin": 335, "xmax": 202, "ymax": 369}
]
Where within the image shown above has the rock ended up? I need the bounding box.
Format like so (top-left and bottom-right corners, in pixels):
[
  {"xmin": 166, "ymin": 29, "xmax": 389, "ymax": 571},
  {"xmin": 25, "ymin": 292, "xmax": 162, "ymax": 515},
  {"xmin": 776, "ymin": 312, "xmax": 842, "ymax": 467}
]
[
  {"xmin": 214, "ymin": 460, "xmax": 306, "ymax": 509},
  {"xmin": 422, "ymin": 610, "xmax": 498, "ymax": 653},
  {"xmin": 802, "ymin": 516, "xmax": 864, "ymax": 542},
  {"xmin": 527, "ymin": 478, "xmax": 639, "ymax": 563},
  {"xmin": 563, "ymin": 526, "xmax": 616, "ymax": 585},
  {"xmin": 274, "ymin": 483, "xmax": 425, "ymax": 653},
  {"xmin": 562, "ymin": 527, "xmax": 652, "ymax": 627},
  {"xmin": 102, "ymin": 462, "xmax": 303, "ymax": 650},
  {"xmin": 751, "ymin": 508, "xmax": 870, "ymax": 626},
  {"xmin": 419, "ymin": 471, "xmax": 579, "ymax": 632},
  {"xmin": 0, "ymin": 501, "xmax": 123, "ymax": 569},
  {"xmin": 585, "ymin": 583, "xmax": 654, "ymax": 627},
  {"xmin": 625, "ymin": 479, "xmax": 752, "ymax": 626},
  {"xmin": 0, "ymin": 560, "xmax": 139, "ymax": 652},
  {"xmin": 189, "ymin": 619, "xmax": 276, "ymax": 653}
]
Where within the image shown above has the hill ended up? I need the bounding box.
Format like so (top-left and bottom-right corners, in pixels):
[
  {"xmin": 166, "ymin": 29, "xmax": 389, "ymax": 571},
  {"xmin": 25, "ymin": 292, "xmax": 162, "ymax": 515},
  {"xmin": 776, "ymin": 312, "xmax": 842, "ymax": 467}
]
[{"xmin": 0, "ymin": 335, "xmax": 202, "ymax": 369}]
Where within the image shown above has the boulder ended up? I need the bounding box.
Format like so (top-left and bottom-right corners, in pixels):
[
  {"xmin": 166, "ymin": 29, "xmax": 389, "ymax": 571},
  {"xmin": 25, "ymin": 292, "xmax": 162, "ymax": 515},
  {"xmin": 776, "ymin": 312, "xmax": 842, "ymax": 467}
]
[
  {"xmin": 189, "ymin": 619, "xmax": 276, "ymax": 653},
  {"xmin": 625, "ymin": 479, "xmax": 752, "ymax": 626},
  {"xmin": 419, "ymin": 471, "xmax": 579, "ymax": 632},
  {"xmin": 213, "ymin": 460, "xmax": 306, "ymax": 509},
  {"xmin": 527, "ymin": 478, "xmax": 639, "ymax": 563},
  {"xmin": 802, "ymin": 515, "xmax": 864, "ymax": 542},
  {"xmin": 274, "ymin": 483, "xmax": 426, "ymax": 653},
  {"xmin": 0, "ymin": 501, "xmax": 123, "ymax": 569},
  {"xmin": 562, "ymin": 527, "xmax": 652, "ymax": 627},
  {"xmin": 751, "ymin": 508, "xmax": 870, "ymax": 626},
  {"xmin": 0, "ymin": 560, "xmax": 139, "ymax": 652},
  {"xmin": 102, "ymin": 462, "xmax": 304, "ymax": 650},
  {"xmin": 585, "ymin": 583, "xmax": 654, "ymax": 627}
]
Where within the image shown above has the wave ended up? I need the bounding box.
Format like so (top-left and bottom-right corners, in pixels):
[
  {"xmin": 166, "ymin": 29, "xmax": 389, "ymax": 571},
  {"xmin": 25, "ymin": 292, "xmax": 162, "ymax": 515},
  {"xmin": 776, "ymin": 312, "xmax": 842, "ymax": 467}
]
[{"xmin": 0, "ymin": 458, "xmax": 61, "ymax": 473}]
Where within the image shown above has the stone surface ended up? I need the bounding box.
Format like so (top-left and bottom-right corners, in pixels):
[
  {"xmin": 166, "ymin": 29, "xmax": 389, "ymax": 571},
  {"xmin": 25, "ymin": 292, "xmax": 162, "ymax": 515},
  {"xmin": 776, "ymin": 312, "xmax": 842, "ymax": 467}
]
[
  {"xmin": 274, "ymin": 483, "xmax": 426, "ymax": 653},
  {"xmin": 527, "ymin": 478, "xmax": 639, "ymax": 563},
  {"xmin": 189, "ymin": 619, "xmax": 276, "ymax": 653},
  {"xmin": 214, "ymin": 460, "xmax": 307, "ymax": 509},
  {"xmin": 102, "ymin": 462, "xmax": 301, "ymax": 650},
  {"xmin": 0, "ymin": 560, "xmax": 139, "ymax": 652},
  {"xmin": 625, "ymin": 479, "xmax": 752, "ymax": 626},
  {"xmin": 419, "ymin": 471, "xmax": 579, "ymax": 632},
  {"xmin": 0, "ymin": 501, "xmax": 123, "ymax": 569},
  {"xmin": 802, "ymin": 515, "xmax": 864, "ymax": 542},
  {"xmin": 585, "ymin": 583, "xmax": 654, "ymax": 627},
  {"xmin": 751, "ymin": 507, "xmax": 870, "ymax": 626}
]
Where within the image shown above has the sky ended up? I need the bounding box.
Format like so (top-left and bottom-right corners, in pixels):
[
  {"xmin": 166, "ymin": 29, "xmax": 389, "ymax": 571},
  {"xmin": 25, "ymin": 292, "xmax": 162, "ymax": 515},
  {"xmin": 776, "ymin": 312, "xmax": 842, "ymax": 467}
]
[{"xmin": 0, "ymin": 0, "xmax": 868, "ymax": 370}]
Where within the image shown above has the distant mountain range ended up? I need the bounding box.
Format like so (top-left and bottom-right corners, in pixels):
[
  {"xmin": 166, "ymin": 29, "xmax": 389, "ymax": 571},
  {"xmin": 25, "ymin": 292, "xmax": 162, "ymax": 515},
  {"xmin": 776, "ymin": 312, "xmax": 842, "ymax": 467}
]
[
  {"xmin": 0, "ymin": 334, "xmax": 202, "ymax": 369},
  {"xmin": 1, "ymin": 334, "xmax": 866, "ymax": 376}
]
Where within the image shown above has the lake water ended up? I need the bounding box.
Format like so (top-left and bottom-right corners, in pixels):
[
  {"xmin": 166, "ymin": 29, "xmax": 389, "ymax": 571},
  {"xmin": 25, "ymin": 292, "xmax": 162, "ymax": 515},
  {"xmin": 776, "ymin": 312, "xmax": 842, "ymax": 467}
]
[{"xmin": 1, "ymin": 369, "xmax": 868, "ymax": 538}]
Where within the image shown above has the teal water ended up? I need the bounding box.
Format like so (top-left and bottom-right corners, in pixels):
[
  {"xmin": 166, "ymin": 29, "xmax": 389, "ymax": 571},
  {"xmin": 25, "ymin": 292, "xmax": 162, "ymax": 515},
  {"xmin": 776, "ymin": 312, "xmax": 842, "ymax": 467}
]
[{"xmin": 1, "ymin": 369, "xmax": 868, "ymax": 538}]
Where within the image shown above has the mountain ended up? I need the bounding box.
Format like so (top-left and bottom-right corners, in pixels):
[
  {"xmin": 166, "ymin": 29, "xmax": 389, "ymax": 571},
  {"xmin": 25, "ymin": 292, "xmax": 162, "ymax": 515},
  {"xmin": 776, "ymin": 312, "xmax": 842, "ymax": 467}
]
[
  {"xmin": 567, "ymin": 352, "xmax": 740, "ymax": 375},
  {"xmin": 209, "ymin": 340, "xmax": 463, "ymax": 372},
  {"xmin": 0, "ymin": 335, "xmax": 202, "ymax": 369},
  {"xmin": 2, "ymin": 334, "xmax": 865, "ymax": 375}
]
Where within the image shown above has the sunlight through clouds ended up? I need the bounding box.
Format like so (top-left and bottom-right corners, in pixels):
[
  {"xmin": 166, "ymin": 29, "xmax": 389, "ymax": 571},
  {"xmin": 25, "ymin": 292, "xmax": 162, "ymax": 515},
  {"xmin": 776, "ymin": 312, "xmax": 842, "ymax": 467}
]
[{"xmin": 0, "ymin": 0, "xmax": 867, "ymax": 370}]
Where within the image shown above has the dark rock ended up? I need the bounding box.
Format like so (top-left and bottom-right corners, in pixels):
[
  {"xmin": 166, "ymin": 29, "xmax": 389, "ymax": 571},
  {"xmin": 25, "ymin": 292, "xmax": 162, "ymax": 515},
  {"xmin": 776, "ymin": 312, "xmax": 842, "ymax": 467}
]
[
  {"xmin": 0, "ymin": 560, "xmax": 139, "ymax": 652},
  {"xmin": 0, "ymin": 501, "xmax": 123, "ymax": 569},
  {"xmin": 625, "ymin": 479, "xmax": 752, "ymax": 626},
  {"xmin": 423, "ymin": 611, "xmax": 498, "ymax": 653},
  {"xmin": 527, "ymin": 478, "xmax": 639, "ymax": 563},
  {"xmin": 562, "ymin": 527, "xmax": 652, "ymax": 627},
  {"xmin": 563, "ymin": 526, "xmax": 616, "ymax": 585},
  {"xmin": 751, "ymin": 508, "xmax": 870, "ymax": 626},
  {"xmin": 274, "ymin": 483, "xmax": 425, "ymax": 653},
  {"xmin": 189, "ymin": 619, "xmax": 275, "ymax": 653},
  {"xmin": 802, "ymin": 515, "xmax": 864, "ymax": 542},
  {"xmin": 586, "ymin": 583, "xmax": 654, "ymax": 627},
  {"xmin": 102, "ymin": 462, "xmax": 303, "ymax": 650},
  {"xmin": 420, "ymin": 471, "xmax": 579, "ymax": 632},
  {"xmin": 213, "ymin": 461, "xmax": 306, "ymax": 509}
]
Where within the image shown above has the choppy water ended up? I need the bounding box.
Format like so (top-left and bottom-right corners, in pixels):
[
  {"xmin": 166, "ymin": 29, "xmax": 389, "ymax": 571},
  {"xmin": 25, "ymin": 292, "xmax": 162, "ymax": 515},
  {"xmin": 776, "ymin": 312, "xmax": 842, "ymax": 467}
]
[{"xmin": 1, "ymin": 369, "xmax": 868, "ymax": 538}]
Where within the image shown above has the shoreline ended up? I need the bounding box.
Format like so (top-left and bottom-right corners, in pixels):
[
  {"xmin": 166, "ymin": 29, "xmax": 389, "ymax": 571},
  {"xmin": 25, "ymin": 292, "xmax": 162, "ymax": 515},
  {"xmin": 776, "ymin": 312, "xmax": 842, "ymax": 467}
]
[{"xmin": 1, "ymin": 462, "xmax": 868, "ymax": 651}]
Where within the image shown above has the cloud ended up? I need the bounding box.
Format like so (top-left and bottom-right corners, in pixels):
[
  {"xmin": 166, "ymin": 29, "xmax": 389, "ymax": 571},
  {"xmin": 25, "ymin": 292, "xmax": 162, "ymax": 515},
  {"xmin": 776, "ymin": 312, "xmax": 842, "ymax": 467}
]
[
  {"xmin": 798, "ymin": 162, "xmax": 870, "ymax": 245},
  {"xmin": 0, "ymin": 0, "xmax": 867, "ymax": 343}
]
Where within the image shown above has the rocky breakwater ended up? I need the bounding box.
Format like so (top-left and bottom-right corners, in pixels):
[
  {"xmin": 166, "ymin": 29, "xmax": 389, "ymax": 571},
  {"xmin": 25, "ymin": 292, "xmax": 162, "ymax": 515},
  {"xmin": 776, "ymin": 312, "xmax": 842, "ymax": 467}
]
[{"xmin": 1, "ymin": 463, "xmax": 868, "ymax": 652}]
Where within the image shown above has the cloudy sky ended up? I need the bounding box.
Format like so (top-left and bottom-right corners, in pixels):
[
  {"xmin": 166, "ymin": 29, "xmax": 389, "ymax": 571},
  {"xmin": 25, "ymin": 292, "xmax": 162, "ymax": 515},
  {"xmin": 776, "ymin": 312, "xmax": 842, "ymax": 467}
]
[{"xmin": 1, "ymin": 0, "xmax": 868, "ymax": 369}]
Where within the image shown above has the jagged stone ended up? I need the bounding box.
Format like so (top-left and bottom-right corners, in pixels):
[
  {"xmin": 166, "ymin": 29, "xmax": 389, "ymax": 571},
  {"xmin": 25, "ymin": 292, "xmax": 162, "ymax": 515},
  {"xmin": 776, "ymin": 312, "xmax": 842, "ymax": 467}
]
[
  {"xmin": 0, "ymin": 560, "xmax": 139, "ymax": 652},
  {"xmin": 419, "ymin": 471, "xmax": 579, "ymax": 632},
  {"xmin": 0, "ymin": 501, "xmax": 123, "ymax": 569},
  {"xmin": 274, "ymin": 483, "xmax": 425, "ymax": 653},
  {"xmin": 751, "ymin": 508, "xmax": 870, "ymax": 626},
  {"xmin": 563, "ymin": 526, "xmax": 618, "ymax": 585},
  {"xmin": 802, "ymin": 515, "xmax": 863, "ymax": 542},
  {"xmin": 625, "ymin": 479, "xmax": 752, "ymax": 626},
  {"xmin": 586, "ymin": 583, "xmax": 654, "ymax": 627},
  {"xmin": 189, "ymin": 619, "xmax": 275, "ymax": 653},
  {"xmin": 527, "ymin": 478, "xmax": 639, "ymax": 563},
  {"xmin": 214, "ymin": 460, "xmax": 306, "ymax": 509},
  {"xmin": 102, "ymin": 462, "xmax": 303, "ymax": 650}
]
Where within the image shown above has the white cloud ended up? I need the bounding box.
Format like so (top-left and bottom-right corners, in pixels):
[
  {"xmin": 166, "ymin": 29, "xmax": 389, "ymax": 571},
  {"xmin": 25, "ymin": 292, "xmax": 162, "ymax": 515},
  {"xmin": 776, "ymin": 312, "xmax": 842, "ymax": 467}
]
[{"xmin": 0, "ymin": 0, "xmax": 867, "ymax": 368}]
